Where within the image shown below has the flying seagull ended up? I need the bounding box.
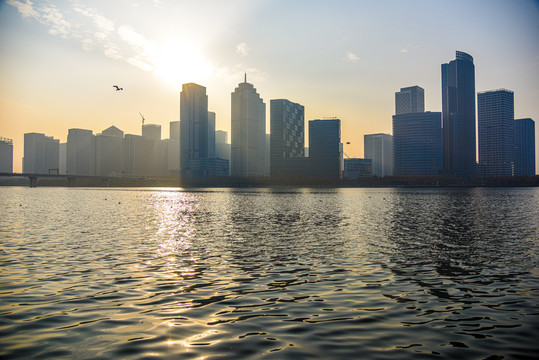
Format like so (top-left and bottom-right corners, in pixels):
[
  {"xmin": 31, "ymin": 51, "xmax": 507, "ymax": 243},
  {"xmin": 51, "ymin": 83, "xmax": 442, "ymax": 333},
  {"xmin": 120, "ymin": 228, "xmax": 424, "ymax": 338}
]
[{"xmin": 113, "ymin": 85, "xmax": 123, "ymax": 91}]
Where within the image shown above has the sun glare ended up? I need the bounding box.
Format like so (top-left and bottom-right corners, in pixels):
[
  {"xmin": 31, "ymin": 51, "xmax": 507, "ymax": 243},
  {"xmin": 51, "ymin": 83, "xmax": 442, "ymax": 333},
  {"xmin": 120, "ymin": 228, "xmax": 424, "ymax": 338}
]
[{"xmin": 153, "ymin": 43, "xmax": 213, "ymax": 86}]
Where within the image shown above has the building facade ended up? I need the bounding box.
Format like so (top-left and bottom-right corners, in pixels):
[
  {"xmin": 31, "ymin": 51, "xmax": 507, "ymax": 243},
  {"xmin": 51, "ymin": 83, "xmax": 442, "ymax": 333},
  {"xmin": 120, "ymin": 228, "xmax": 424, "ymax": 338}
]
[
  {"xmin": 308, "ymin": 119, "xmax": 341, "ymax": 179},
  {"xmin": 23, "ymin": 133, "xmax": 59, "ymax": 174},
  {"xmin": 364, "ymin": 133, "xmax": 393, "ymax": 177},
  {"xmin": 180, "ymin": 83, "xmax": 210, "ymax": 178},
  {"xmin": 231, "ymin": 76, "xmax": 266, "ymax": 177},
  {"xmin": 395, "ymin": 86, "xmax": 424, "ymax": 115},
  {"xmin": 343, "ymin": 158, "xmax": 372, "ymax": 179},
  {"xmin": 270, "ymin": 99, "xmax": 305, "ymax": 177},
  {"xmin": 477, "ymin": 89, "xmax": 515, "ymax": 177},
  {"xmin": 515, "ymin": 118, "xmax": 536, "ymax": 176},
  {"xmin": 0, "ymin": 137, "xmax": 13, "ymax": 173},
  {"xmin": 67, "ymin": 128, "xmax": 94, "ymax": 175},
  {"xmin": 393, "ymin": 112, "xmax": 442, "ymax": 175},
  {"xmin": 442, "ymin": 51, "xmax": 476, "ymax": 178}
]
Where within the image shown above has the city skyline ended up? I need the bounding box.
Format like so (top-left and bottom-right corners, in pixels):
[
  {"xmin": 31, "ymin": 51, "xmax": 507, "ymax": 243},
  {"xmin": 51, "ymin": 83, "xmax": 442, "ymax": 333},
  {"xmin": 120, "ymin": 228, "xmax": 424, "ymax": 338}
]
[{"xmin": 1, "ymin": 0, "xmax": 538, "ymax": 173}]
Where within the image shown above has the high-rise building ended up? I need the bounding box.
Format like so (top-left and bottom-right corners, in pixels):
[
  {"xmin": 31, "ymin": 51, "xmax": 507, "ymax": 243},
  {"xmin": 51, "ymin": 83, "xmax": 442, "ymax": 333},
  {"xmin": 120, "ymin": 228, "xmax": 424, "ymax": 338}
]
[
  {"xmin": 0, "ymin": 137, "xmax": 14, "ymax": 173},
  {"xmin": 180, "ymin": 83, "xmax": 209, "ymax": 177},
  {"xmin": 395, "ymin": 86, "xmax": 424, "ymax": 115},
  {"xmin": 95, "ymin": 126, "xmax": 124, "ymax": 176},
  {"xmin": 208, "ymin": 111, "xmax": 216, "ymax": 159},
  {"xmin": 142, "ymin": 124, "xmax": 161, "ymax": 142},
  {"xmin": 442, "ymin": 51, "xmax": 476, "ymax": 178},
  {"xmin": 123, "ymin": 134, "xmax": 152, "ymax": 175},
  {"xmin": 102, "ymin": 125, "xmax": 124, "ymax": 138},
  {"xmin": 231, "ymin": 75, "xmax": 266, "ymax": 177},
  {"xmin": 308, "ymin": 119, "xmax": 341, "ymax": 179},
  {"xmin": 364, "ymin": 133, "xmax": 393, "ymax": 177},
  {"xmin": 515, "ymin": 118, "xmax": 535, "ymax": 176},
  {"xmin": 270, "ymin": 99, "xmax": 305, "ymax": 177},
  {"xmin": 23, "ymin": 133, "xmax": 59, "ymax": 174},
  {"xmin": 392, "ymin": 112, "xmax": 442, "ymax": 175},
  {"xmin": 477, "ymin": 89, "xmax": 515, "ymax": 177},
  {"xmin": 169, "ymin": 121, "xmax": 180, "ymax": 141},
  {"xmin": 67, "ymin": 128, "xmax": 94, "ymax": 175}
]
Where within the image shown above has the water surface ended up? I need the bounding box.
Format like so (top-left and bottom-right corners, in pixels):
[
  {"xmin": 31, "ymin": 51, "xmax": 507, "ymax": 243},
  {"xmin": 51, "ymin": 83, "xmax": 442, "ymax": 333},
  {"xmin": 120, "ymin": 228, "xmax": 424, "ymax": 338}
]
[{"xmin": 1, "ymin": 187, "xmax": 538, "ymax": 359}]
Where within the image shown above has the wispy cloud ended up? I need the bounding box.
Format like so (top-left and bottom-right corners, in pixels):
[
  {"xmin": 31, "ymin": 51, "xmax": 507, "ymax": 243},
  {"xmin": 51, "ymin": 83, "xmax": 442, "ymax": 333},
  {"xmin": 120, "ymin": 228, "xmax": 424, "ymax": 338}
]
[
  {"xmin": 236, "ymin": 43, "xmax": 249, "ymax": 57},
  {"xmin": 400, "ymin": 48, "xmax": 409, "ymax": 53},
  {"xmin": 347, "ymin": 51, "xmax": 360, "ymax": 62},
  {"xmin": 7, "ymin": 0, "xmax": 38, "ymax": 19}
]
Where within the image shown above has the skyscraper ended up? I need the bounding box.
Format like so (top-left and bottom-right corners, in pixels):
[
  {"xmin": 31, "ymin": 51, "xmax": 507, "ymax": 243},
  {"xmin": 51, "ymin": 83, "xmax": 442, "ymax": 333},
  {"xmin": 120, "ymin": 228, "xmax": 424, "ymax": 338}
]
[
  {"xmin": 515, "ymin": 118, "xmax": 535, "ymax": 176},
  {"xmin": 0, "ymin": 137, "xmax": 13, "ymax": 173},
  {"xmin": 95, "ymin": 126, "xmax": 123, "ymax": 176},
  {"xmin": 392, "ymin": 112, "xmax": 442, "ymax": 175},
  {"xmin": 180, "ymin": 83, "xmax": 209, "ymax": 177},
  {"xmin": 231, "ymin": 75, "xmax": 266, "ymax": 177},
  {"xmin": 308, "ymin": 119, "xmax": 341, "ymax": 179},
  {"xmin": 442, "ymin": 51, "xmax": 476, "ymax": 178},
  {"xmin": 364, "ymin": 133, "xmax": 393, "ymax": 177},
  {"xmin": 395, "ymin": 86, "xmax": 424, "ymax": 115},
  {"xmin": 23, "ymin": 133, "xmax": 59, "ymax": 174},
  {"xmin": 270, "ymin": 99, "xmax": 305, "ymax": 177},
  {"xmin": 208, "ymin": 111, "xmax": 216, "ymax": 159},
  {"xmin": 477, "ymin": 89, "xmax": 515, "ymax": 177},
  {"xmin": 66, "ymin": 128, "xmax": 94, "ymax": 175},
  {"xmin": 169, "ymin": 121, "xmax": 180, "ymax": 141}
]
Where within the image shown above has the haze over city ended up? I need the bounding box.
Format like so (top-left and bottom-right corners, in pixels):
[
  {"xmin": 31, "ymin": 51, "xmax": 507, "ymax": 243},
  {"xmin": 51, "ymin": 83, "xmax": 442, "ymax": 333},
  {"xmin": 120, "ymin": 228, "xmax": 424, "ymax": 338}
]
[{"xmin": 1, "ymin": 0, "xmax": 538, "ymax": 173}]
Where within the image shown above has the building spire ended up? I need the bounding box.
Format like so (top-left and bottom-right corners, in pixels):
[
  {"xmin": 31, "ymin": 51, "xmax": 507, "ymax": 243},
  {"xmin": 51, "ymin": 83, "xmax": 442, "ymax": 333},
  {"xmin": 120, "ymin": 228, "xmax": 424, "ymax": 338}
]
[{"xmin": 244, "ymin": 73, "xmax": 247, "ymax": 83}]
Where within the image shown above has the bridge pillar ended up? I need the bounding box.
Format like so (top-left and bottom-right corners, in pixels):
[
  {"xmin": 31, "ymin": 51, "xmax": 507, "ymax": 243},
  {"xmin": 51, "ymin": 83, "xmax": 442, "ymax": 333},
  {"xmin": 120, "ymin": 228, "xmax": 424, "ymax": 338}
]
[{"xmin": 28, "ymin": 176, "xmax": 37, "ymax": 188}]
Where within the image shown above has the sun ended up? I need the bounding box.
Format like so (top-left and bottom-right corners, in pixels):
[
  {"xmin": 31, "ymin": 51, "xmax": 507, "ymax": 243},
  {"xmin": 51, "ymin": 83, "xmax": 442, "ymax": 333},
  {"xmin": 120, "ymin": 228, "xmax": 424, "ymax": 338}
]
[{"xmin": 153, "ymin": 42, "xmax": 213, "ymax": 87}]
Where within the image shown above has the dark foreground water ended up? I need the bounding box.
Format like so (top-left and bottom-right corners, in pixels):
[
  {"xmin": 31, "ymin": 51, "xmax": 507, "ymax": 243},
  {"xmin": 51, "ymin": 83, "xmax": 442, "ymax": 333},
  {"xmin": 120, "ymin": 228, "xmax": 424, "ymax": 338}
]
[{"xmin": 1, "ymin": 187, "xmax": 538, "ymax": 359}]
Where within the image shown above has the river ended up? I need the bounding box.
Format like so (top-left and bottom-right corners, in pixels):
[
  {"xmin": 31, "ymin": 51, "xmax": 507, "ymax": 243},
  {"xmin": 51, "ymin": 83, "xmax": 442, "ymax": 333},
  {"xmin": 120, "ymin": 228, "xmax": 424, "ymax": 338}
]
[{"xmin": 1, "ymin": 186, "xmax": 538, "ymax": 359}]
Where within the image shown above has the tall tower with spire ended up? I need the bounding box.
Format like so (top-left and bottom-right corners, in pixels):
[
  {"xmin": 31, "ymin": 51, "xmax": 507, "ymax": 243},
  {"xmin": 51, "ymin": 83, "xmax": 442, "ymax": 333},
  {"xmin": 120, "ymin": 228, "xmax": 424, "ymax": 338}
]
[{"xmin": 231, "ymin": 75, "xmax": 266, "ymax": 177}]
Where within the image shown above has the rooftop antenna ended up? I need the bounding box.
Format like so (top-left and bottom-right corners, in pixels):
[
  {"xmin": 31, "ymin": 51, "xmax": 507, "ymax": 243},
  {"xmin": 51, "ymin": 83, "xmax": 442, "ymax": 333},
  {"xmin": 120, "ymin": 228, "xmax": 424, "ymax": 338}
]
[
  {"xmin": 139, "ymin": 112, "xmax": 145, "ymax": 125},
  {"xmin": 244, "ymin": 73, "xmax": 247, "ymax": 83}
]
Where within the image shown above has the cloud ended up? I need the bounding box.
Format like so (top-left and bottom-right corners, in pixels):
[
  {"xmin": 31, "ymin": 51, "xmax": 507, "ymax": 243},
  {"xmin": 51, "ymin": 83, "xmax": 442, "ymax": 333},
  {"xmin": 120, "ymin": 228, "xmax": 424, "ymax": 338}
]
[
  {"xmin": 41, "ymin": 5, "xmax": 73, "ymax": 38},
  {"xmin": 236, "ymin": 43, "xmax": 249, "ymax": 57},
  {"xmin": 347, "ymin": 51, "xmax": 360, "ymax": 61},
  {"xmin": 7, "ymin": 0, "xmax": 38, "ymax": 19},
  {"xmin": 400, "ymin": 48, "xmax": 409, "ymax": 53}
]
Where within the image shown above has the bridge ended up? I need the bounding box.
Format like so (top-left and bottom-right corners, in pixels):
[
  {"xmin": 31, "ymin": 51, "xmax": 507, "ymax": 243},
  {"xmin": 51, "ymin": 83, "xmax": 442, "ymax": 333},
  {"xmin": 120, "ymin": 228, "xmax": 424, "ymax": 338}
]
[{"xmin": 0, "ymin": 172, "xmax": 163, "ymax": 187}]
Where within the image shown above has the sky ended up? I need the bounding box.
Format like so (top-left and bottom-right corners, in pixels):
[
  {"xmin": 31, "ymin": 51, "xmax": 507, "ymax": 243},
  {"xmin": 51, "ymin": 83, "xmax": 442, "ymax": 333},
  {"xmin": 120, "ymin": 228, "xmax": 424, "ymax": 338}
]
[{"xmin": 1, "ymin": 0, "xmax": 538, "ymax": 174}]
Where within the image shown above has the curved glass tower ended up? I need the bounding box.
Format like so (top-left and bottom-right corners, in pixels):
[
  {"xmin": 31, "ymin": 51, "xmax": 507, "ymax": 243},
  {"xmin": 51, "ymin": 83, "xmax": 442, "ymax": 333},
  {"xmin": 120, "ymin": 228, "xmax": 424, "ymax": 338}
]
[{"xmin": 441, "ymin": 51, "xmax": 476, "ymax": 178}]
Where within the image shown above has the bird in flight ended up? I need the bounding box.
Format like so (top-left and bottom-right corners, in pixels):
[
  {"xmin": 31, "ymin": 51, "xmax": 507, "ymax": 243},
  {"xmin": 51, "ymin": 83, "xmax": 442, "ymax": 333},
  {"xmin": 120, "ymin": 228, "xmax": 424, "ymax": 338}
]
[{"xmin": 113, "ymin": 85, "xmax": 123, "ymax": 91}]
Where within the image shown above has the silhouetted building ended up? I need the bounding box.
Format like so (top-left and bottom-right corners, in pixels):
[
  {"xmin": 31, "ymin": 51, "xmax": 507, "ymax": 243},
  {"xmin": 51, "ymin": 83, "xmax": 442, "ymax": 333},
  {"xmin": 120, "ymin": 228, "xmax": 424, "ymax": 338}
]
[
  {"xmin": 308, "ymin": 119, "xmax": 341, "ymax": 179},
  {"xmin": 102, "ymin": 125, "xmax": 124, "ymax": 138},
  {"xmin": 142, "ymin": 124, "xmax": 164, "ymax": 175},
  {"xmin": 123, "ymin": 134, "xmax": 152, "ymax": 175},
  {"xmin": 142, "ymin": 124, "xmax": 161, "ymax": 142},
  {"xmin": 163, "ymin": 138, "xmax": 180, "ymax": 175},
  {"xmin": 395, "ymin": 86, "xmax": 424, "ymax": 115},
  {"xmin": 270, "ymin": 99, "xmax": 305, "ymax": 177},
  {"xmin": 442, "ymin": 51, "xmax": 476, "ymax": 178},
  {"xmin": 169, "ymin": 121, "xmax": 180, "ymax": 141},
  {"xmin": 393, "ymin": 112, "xmax": 442, "ymax": 175},
  {"xmin": 0, "ymin": 137, "xmax": 13, "ymax": 173},
  {"xmin": 231, "ymin": 75, "xmax": 266, "ymax": 177},
  {"xmin": 59, "ymin": 143, "xmax": 66, "ymax": 174},
  {"xmin": 478, "ymin": 89, "xmax": 515, "ymax": 177},
  {"xmin": 515, "ymin": 118, "xmax": 536, "ymax": 176},
  {"xmin": 180, "ymin": 83, "xmax": 209, "ymax": 177},
  {"xmin": 343, "ymin": 158, "xmax": 372, "ymax": 179},
  {"xmin": 67, "ymin": 128, "xmax": 94, "ymax": 175},
  {"xmin": 364, "ymin": 133, "xmax": 393, "ymax": 177},
  {"xmin": 208, "ymin": 111, "xmax": 216, "ymax": 159},
  {"xmin": 95, "ymin": 126, "xmax": 124, "ymax": 176},
  {"xmin": 23, "ymin": 133, "xmax": 59, "ymax": 174}
]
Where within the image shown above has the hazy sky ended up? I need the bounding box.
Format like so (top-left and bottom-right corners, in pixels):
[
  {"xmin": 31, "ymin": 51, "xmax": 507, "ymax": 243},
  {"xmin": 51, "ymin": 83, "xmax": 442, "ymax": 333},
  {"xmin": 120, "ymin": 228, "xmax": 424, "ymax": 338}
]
[{"xmin": 1, "ymin": 0, "xmax": 538, "ymax": 173}]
